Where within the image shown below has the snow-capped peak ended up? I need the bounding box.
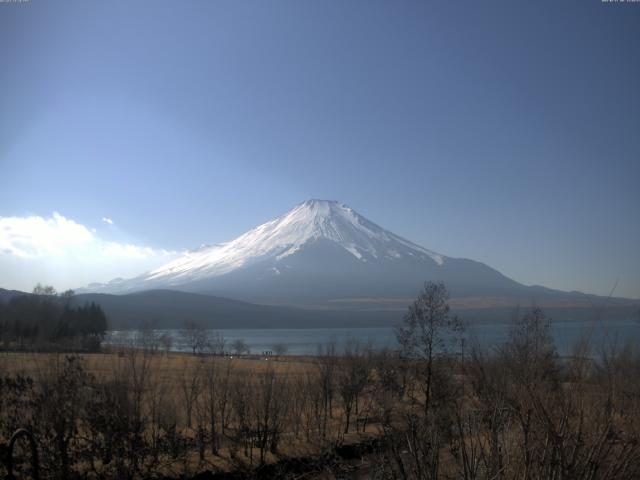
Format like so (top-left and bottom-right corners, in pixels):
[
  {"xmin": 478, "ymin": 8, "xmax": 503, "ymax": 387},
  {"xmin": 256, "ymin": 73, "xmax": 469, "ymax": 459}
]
[{"xmin": 141, "ymin": 199, "xmax": 444, "ymax": 286}]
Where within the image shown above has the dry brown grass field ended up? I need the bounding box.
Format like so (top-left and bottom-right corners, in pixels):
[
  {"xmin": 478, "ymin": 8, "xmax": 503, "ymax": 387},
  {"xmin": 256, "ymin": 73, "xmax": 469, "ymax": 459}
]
[
  {"xmin": 0, "ymin": 349, "xmax": 315, "ymax": 380},
  {"xmin": 0, "ymin": 347, "xmax": 385, "ymax": 479}
]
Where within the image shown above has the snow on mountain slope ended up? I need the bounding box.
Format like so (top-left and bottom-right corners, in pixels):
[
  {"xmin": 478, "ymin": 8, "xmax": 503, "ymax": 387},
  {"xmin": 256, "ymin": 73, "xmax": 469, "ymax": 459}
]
[
  {"xmin": 79, "ymin": 200, "xmax": 638, "ymax": 309},
  {"xmin": 142, "ymin": 199, "xmax": 445, "ymax": 285},
  {"xmin": 83, "ymin": 199, "xmax": 531, "ymax": 303}
]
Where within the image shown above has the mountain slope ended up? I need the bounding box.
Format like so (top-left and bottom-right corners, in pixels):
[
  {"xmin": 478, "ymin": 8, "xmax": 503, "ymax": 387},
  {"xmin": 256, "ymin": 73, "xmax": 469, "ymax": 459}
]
[
  {"xmin": 4, "ymin": 288, "xmax": 637, "ymax": 330},
  {"xmin": 82, "ymin": 200, "xmax": 623, "ymax": 307},
  {"xmin": 144, "ymin": 199, "xmax": 444, "ymax": 283},
  {"xmin": 74, "ymin": 290, "xmax": 640, "ymax": 329},
  {"xmin": 0, "ymin": 287, "xmax": 29, "ymax": 303},
  {"xmin": 73, "ymin": 290, "xmax": 402, "ymax": 329}
]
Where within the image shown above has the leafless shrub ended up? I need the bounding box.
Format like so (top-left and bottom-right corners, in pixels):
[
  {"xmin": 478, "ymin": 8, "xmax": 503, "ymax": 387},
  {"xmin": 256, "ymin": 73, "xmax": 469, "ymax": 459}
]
[
  {"xmin": 197, "ymin": 356, "xmax": 234, "ymax": 455},
  {"xmin": 314, "ymin": 340, "xmax": 337, "ymax": 440},
  {"xmin": 336, "ymin": 338, "xmax": 372, "ymax": 433},
  {"xmin": 249, "ymin": 366, "xmax": 289, "ymax": 464},
  {"xmin": 179, "ymin": 359, "xmax": 202, "ymax": 429}
]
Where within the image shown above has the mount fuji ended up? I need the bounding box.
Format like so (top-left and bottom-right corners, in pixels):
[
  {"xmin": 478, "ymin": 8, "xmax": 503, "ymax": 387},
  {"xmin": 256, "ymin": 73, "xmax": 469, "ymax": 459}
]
[{"xmin": 84, "ymin": 199, "xmax": 592, "ymax": 308}]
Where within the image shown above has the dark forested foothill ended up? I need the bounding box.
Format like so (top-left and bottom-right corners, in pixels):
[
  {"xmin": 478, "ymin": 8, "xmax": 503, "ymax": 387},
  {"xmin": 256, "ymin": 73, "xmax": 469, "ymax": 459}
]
[{"xmin": 0, "ymin": 285, "xmax": 108, "ymax": 351}]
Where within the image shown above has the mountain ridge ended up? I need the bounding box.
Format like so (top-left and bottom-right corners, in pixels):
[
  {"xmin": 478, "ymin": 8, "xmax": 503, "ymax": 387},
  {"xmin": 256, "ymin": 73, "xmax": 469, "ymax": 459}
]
[
  {"xmin": 80, "ymin": 200, "xmax": 633, "ymax": 308},
  {"xmin": 2, "ymin": 287, "xmax": 637, "ymax": 330}
]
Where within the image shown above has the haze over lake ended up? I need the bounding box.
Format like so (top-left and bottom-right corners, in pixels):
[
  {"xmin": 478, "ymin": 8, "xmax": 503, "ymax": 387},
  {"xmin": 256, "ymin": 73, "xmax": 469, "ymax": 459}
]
[{"xmin": 107, "ymin": 317, "xmax": 640, "ymax": 357}]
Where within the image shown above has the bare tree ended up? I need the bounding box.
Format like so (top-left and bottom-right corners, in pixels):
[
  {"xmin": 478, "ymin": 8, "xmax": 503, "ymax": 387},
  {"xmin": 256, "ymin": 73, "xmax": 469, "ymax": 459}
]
[
  {"xmin": 272, "ymin": 343, "xmax": 288, "ymax": 356},
  {"xmin": 137, "ymin": 321, "xmax": 160, "ymax": 354},
  {"xmin": 397, "ymin": 281, "xmax": 462, "ymax": 414},
  {"xmin": 315, "ymin": 340, "xmax": 337, "ymax": 439},
  {"xmin": 372, "ymin": 348, "xmax": 407, "ymax": 430},
  {"xmin": 336, "ymin": 338, "xmax": 372, "ymax": 433},
  {"xmin": 499, "ymin": 306, "xmax": 558, "ymax": 386},
  {"xmin": 208, "ymin": 330, "xmax": 226, "ymax": 355},
  {"xmin": 123, "ymin": 344, "xmax": 155, "ymax": 475},
  {"xmin": 32, "ymin": 284, "xmax": 57, "ymax": 296},
  {"xmin": 199, "ymin": 355, "xmax": 234, "ymax": 455},
  {"xmin": 158, "ymin": 332, "xmax": 173, "ymax": 355},
  {"xmin": 231, "ymin": 338, "xmax": 249, "ymax": 356},
  {"xmin": 179, "ymin": 360, "xmax": 203, "ymax": 429},
  {"xmin": 180, "ymin": 321, "xmax": 209, "ymax": 355},
  {"xmin": 250, "ymin": 366, "xmax": 289, "ymax": 464}
]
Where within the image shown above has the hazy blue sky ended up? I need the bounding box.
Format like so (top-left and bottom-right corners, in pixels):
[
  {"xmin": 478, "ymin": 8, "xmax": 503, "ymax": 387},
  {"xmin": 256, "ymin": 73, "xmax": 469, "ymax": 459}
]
[{"xmin": 1, "ymin": 1, "xmax": 639, "ymax": 297}]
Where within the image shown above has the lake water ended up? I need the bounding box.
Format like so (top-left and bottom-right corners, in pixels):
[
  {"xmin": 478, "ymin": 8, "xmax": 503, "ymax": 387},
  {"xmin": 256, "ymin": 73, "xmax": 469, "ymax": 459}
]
[{"xmin": 106, "ymin": 317, "xmax": 640, "ymax": 356}]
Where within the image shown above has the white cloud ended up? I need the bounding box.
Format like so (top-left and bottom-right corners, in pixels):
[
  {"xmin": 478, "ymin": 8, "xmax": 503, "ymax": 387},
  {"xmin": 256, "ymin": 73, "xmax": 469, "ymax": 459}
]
[
  {"xmin": 0, "ymin": 212, "xmax": 93, "ymax": 258},
  {"xmin": 0, "ymin": 212, "xmax": 180, "ymax": 291},
  {"xmin": 101, "ymin": 217, "xmax": 114, "ymax": 225}
]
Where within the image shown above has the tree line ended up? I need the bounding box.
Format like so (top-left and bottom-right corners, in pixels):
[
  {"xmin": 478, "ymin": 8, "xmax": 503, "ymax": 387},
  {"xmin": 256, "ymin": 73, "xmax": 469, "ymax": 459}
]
[{"xmin": 0, "ymin": 285, "xmax": 108, "ymax": 351}]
